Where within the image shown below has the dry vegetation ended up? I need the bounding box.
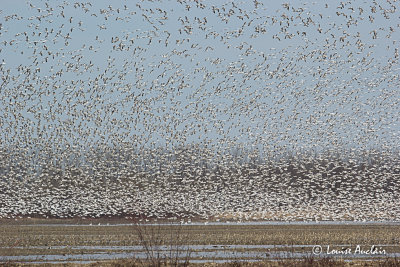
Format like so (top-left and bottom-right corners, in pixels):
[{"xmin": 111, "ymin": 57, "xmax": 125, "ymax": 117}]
[
  {"xmin": 1, "ymin": 222, "xmax": 399, "ymax": 266},
  {"xmin": 1, "ymin": 223, "xmax": 399, "ymax": 247},
  {"xmin": 1, "ymin": 257, "xmax": 400, "ymax": 267}
]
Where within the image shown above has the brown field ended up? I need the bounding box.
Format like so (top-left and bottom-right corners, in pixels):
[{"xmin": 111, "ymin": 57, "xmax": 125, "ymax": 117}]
[{"xmin": 0, "ymin": 219, "xmax": 399, "ymax": 266}]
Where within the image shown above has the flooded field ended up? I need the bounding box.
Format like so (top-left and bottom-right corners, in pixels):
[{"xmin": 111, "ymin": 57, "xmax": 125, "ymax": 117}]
[
  {"xmin": 1, "ymin": 221, "xmax": 399, "ymax": 265},
  {"xmin": 2, "ymin": 246, "xmax": 400, "ymax": 264}
]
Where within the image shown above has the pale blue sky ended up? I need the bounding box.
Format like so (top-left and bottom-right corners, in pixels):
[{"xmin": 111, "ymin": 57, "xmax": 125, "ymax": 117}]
[{"xmin": 1, "ymin": 0, "xmax": 399, "ymax": 154}]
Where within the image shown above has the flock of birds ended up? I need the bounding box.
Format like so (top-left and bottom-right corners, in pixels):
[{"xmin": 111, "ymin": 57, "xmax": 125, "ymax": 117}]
[{"xmin": 0, "ymin": 0, "xmax": 399, "ymax": 221}]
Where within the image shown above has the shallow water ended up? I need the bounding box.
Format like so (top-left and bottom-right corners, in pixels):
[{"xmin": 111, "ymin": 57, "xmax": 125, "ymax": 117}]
[
  {"xmin": 2, "ymin": 244, "xmax": 399, "ymax": 263},
  {"xmin": 3, "ymin": 251, "xmax": 400, "ymax": 262}
]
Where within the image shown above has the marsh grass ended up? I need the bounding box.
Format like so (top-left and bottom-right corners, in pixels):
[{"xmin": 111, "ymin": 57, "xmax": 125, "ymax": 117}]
[
  {"xmin": 41, "ymin": 256, "xmax": 400, "ymax": 266},
  {"xmin": 377, "ymin": 257, "xmax": 400, "ymax": 267},
  {"xmin": 0, "ymin": 238, "xmax": 22, "ymax": 267},
  {"xmin": 190, "ymin": 256, "xmax": 400, "ymax": 267},
  {"xmin": 133, "ymin": 222, "xmax": 191, "ymax": 267},
  {"xmin": 1, "ymin": 223, "xmax": 400, "ymax": 266}
]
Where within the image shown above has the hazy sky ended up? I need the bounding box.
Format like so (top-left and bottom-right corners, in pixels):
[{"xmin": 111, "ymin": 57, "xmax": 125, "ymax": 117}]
[{"xmin": 1, "ymin": 0, "xmax": 399, "ymax": 153}]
